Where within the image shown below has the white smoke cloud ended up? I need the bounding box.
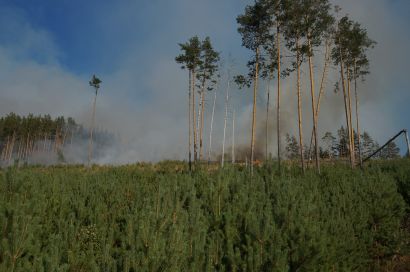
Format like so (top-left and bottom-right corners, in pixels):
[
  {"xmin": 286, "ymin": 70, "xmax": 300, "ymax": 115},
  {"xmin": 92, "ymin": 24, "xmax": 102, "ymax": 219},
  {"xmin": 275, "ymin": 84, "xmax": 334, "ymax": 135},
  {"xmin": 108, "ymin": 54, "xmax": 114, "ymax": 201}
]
[{"xmin": 0, "ymin": 0, "xmax": 409, "ymax": 164}]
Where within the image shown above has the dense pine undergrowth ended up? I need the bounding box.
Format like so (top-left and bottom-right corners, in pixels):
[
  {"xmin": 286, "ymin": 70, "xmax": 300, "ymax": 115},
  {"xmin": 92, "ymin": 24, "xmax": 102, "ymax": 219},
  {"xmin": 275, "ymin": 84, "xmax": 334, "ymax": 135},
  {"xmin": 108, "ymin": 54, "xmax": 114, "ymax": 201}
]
[{"xmin": 0, "ymin": 160, "xmax": 409, "ymax": 271}]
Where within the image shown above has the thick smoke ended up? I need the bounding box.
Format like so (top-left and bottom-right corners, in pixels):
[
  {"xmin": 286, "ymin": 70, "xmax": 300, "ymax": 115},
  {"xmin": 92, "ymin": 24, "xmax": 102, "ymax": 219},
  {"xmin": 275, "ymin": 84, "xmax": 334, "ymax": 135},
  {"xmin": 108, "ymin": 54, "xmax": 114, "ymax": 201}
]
[{"xmin": 0, "ymin": 0, "xmax": 409, "ymax": 164}]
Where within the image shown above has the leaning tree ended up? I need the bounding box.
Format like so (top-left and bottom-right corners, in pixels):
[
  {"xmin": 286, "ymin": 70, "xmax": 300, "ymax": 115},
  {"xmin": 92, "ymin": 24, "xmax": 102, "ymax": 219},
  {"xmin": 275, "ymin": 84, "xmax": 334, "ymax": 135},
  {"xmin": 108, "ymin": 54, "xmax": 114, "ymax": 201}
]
[
  {"xmin": 332, "ymin": 15, "xmax": 375, "ymax": 168},
  {"xmin": 88, "ymin": 75, "xmax": 102, "ymax": 165}
]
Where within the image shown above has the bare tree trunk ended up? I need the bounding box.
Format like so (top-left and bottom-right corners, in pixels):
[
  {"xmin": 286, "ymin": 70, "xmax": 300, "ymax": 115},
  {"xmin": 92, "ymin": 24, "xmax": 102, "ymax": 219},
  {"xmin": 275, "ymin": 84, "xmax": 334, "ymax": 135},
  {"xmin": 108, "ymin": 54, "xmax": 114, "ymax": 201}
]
[
  {"xmin": 250, "ymin": 47, "xmax": 260, "ymax": 175},
  {"xmin": 43, "ymin": 134, "xmax": 47, "ymax": 153},
  {"xmin": 222, "ymin": 78, "xmax": 230, "ymax": 168},
  {"xmin": 346, "ymin": 66, "xmax": 356, "ymax": 166},
  {"xmin": 354, "ymin": 60, "xmax": 362, "ymax": 167},
  {"xmin": 88, "ymin": 90, "xmax": 98, "ymax": 166},
  {"xmin": 208, "ymin": 85, "xmax": 218, "ymax": 164},
  {"xmin": 36, "ymin": 134, "xmax": 41, "ymax": 153},
  {"xmin": 196, "ymin": 95, "xmax": 201, "ymax": 161},
  {"xmin": 49, "ymin": 135, "xmax": 53, "ymax": 153},
  {"xmin": 307, "ymin": 38, "xmax": 320, "ymax": 173},
  {"xmin": 27, "ymin": 137, "xmax": 32, "ymax": 159},
  {"xmin": 276, "ymin": 24, "xmax": 282, "ymax": 172},
  {"xmin": 307, "ymin": 40, "xmax": 330, "ymax": 162},
  {"xmin": 232, "ymin": 109, "xmax": 235, "ymax": 164},
  {"xmin": 188, "ymin": 70, "xmax": 192, "ymax": 171},
  {"xmin": 339, "ymin": 49, "xmax": 353, "ymax": 168},
  {"xmin": 1, "ymin": 136, "xmax": 9, "ymax": 161},
  {"xmin": 199, "ymin": 79, "xmax": 206, "ymax": 161},
  {"xmin": 29, "ymin": 139, "xmax": 34, "ymax": 158},
  {"xmin": 32, "ymin": 135, "xmax": 37, "ymax": 154},
  {"xmin": 53, "ymin": 130, "xmax": 58, "ymax": 153},
  {"xmin": 192, "ymin": 71, "xmax": 198, "ymax": 163},
  {"xmin": 24, "ymin": 133, "xmax": 30, "ymax": 161},
  {"xmin": 62, "ymin": 130, "xmax": 68, "ymax": 147},
  {"xmin": 265, "ymin": 74, "xmax": 271, "ymax": 161},
  {"xmin": 50, "ymin": 135, "xmax": 53, "ymax": 153},
  {"xmin": 4, "ymin": 136, "xmax": 10, "ymax": 161},
  {"xmin": 17, "ymin": 138, "xmax": 23, "ymax": 160},
  {"xmin": 296, "ymin": 39, "xmax": 305, "ymax": 173},
  {"xmin": 8, "ymin": 132, "xmax": 16, "ymax": 163}
]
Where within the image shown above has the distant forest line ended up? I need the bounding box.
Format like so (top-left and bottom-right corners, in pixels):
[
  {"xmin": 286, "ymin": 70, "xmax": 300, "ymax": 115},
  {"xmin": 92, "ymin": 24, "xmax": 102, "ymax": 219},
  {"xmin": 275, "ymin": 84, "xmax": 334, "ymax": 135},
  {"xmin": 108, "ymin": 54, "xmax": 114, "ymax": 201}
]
[
  {"xmin": 0, "ymin": 113, "xmax": 401, "ymax": 165},
  {"xmin": 0, "ymin": 113, "xmax": 115, "ymax": 164}
]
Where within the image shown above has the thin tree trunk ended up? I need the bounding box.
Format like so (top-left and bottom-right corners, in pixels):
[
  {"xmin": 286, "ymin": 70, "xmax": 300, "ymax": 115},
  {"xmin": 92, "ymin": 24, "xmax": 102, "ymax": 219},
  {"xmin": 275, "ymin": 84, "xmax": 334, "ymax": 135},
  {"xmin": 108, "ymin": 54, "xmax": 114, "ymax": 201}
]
[
  {"xmin": 54, "ymin": 130, "xmax": 58, "ymax": 152},
  {"xmin": 25, "ymin": 133, "xmax": 30, "ymax": 160},
  {"xmin": 222, "ymin": 78, "xmax": 230, "ymax": 168},
  {"xmin": 354, "ymin": 60, "xmax": 362, "ymax": 167},
  {"xmin": 199, "ymin": 79, "xmax": 206, "ymax": 161},
  {"xmin": 196, "ymin": 95, "xmax": 201, "ymax": 161},
  {"xmin": 30, "ymin": 139, "xmax": 34, "ymax": 158},
  {"xmin": 208, "ymin": 85, "xmax": 218, "ymax": 164},
  {"xmin": 28, "ymin": 138, "xmax": 32, "ymax": 158},
  {"xmin": 307, "ymin": 38, "xmax": 320, "ymax": 173},
  {"xmin": 265, "ymin": 74, "xmax": 271, "ymax": 161},
  {"xmin": 250, "ymin": 47, "xmax": 260, "ymax": 175},
  {"xmin": 17, "ymin": 138, "xmax": 23, "ymax": 160},
  {"xmin": 339, "ymin": 49, "xmax": 353, "ymax": 168},
  {"xmin": 62, "ymin": 130, "xmax": 68, "ymax": 147},
  {"xmin": 36, "ymin": 134, "xmax": 41, "ymax": 153},
  {"xmin": 43, "ymin": 134, "xmax": 47, "ymax": 153},
  {"xmin": 307, "ymin": 40, "xmax": 330, "ymax": 162},
  {"xmin": 32, "ymin": 135, "xmax": 37, "ymax": 154},
  {"xmin": 88, "ymin": 90, "xmax": 98, "ymax": 166},
  {"xmin": 232, "ymin": 109, "xmax": 235, "ymax": 164},
  {"xmin": 276, "ymin": 23, "xmax": 282, "ymax": 172},
  {"xmin": 296, "ymin": 39, "xmax": 305, "ymax": 172},
  {"xmin": 8, "ymin": 132, "xmax": 16, "ymax": 163},
  {"xmin": 49, "ymin": 135, "xmax": 53, "ymax": 153},
  {"xmin": 346, "ymin": 65, "xmax": 356, "ymax": 166},
  {"xmin": 188, "ymin": 70, "xmax": 192, "ymax": 171},
  {"xmin": 1, "ymin": 136, "xmax": 9, "ymax": 161},
  {"xmin": 5, "ymin": 135, "xmax": 11, "ymax": 161},
  {"xmin": 192, "ymin": 71, "xmax": 198, "ymax": 163}
]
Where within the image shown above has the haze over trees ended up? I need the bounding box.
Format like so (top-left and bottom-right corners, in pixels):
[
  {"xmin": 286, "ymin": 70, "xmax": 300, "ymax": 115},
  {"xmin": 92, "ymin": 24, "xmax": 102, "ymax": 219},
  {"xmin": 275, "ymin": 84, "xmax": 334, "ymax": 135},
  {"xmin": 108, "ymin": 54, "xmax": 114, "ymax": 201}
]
[
  {"xmin": 171, "ymin": 0, "xmax": 410, "ymax": 173},
  {"xmin": 0, "ymin": 1, "xmax": 409, "ymax": 271},
  {"xmin": 0, "ymin": 113, "xmax": 114, "ymax": 165},
  {"xmin": 3, "ymin": 0, "xmax": 407, "ymax": 169},
  {"xmin": 223, "ymin": 0, "xmax": 384, "ymax": 170},
  {"xmin": 286, "ymin": 128, "xmax": 400, "ymax": 160}
]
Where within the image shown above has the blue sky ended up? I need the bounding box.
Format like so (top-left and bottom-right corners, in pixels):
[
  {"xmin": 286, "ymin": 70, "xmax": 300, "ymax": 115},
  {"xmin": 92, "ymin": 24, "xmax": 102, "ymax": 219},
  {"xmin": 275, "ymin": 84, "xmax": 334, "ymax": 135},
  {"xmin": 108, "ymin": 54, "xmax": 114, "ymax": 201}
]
[
  {"xmin": 0, "ymin": 0, "xmax": 409, "ymax": 161},
  {"xmin": 1, "ymin": 0, "xmax": 250, "ymax": 74}
]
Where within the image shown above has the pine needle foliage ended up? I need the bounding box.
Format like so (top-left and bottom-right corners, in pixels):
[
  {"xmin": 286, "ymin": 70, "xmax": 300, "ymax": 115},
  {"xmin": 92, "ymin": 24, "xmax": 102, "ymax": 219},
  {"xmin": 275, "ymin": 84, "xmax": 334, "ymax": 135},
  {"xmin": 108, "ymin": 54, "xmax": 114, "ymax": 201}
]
[{"xmin": 0, "ymin": 161, "xmax": 408, "ymax": 271}]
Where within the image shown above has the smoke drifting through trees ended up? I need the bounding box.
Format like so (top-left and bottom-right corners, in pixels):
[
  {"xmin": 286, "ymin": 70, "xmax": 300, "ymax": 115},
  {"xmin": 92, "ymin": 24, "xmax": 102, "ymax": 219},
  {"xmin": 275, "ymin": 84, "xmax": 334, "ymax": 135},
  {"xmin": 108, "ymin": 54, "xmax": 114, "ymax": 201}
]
[
  {"xmin": 0, "ymin": 113, "xmax": 117, "ymax": 165},
  {"xmin": 0, "ymin": 1, "xmax": 408, "ymax": 165}
]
